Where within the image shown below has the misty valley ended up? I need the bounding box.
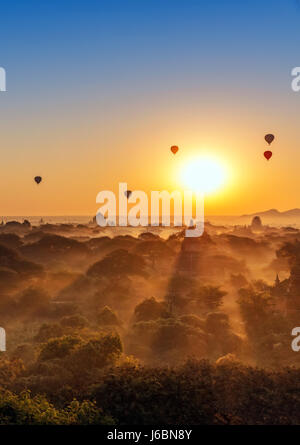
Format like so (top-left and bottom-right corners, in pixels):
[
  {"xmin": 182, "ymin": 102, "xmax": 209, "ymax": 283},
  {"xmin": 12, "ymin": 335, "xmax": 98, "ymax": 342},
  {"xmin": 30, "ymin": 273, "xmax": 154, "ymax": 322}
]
[{"xmin": 0, "ymin": 216, "xmax": 300, "ymax": 424}]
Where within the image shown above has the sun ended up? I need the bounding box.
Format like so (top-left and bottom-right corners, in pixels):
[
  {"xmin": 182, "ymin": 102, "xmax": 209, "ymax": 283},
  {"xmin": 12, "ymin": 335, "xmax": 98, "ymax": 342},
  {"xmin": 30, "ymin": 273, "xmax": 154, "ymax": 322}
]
[{"xmin": 180, "ymin": 157, "xmax": 226, "ymax": 194}]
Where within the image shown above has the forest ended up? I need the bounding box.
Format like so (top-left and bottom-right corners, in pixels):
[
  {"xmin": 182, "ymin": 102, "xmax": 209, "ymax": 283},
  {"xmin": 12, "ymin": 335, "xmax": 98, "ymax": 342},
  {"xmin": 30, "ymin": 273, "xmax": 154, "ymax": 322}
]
[{"xmin": 0, "ymin": 217, "xmax": 300, "ymax": 424}]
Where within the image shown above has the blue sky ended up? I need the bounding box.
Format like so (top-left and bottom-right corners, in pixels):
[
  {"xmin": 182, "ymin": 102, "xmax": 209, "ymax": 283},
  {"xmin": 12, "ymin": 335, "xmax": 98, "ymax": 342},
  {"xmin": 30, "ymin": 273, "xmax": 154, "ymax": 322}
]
[
  {"xmin": 1, "ymin": 0, "xmax": 299, "ymax": 107},
  {"xmin": 0, "ymin": 0, "xmax": 300, "ymax": 215}
]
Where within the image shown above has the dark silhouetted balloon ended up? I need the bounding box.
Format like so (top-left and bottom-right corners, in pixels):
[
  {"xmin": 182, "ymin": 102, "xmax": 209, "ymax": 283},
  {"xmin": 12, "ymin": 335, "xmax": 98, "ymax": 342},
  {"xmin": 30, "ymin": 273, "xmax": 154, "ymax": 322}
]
[
  {"xmin": 171, "ymin": 145, "xmax": 179, "ymax": 154},
  {"xmin": 265, "ymin": 134, "xmax": 275, "ymax": 145},
  {"xmin": 264, "ymin": 151, "xmax": 272, "ymax": 160},
  {"xmin": 34, "ymin": 176, "xmax": 42, "ymax": 184},
  {"xmin": 125, "ymin": 190, "xmax": 132, "ymax": 199}
]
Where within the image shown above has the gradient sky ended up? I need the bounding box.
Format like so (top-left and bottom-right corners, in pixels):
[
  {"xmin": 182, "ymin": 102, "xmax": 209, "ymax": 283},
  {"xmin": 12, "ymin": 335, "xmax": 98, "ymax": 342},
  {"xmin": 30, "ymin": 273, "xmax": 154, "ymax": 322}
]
[{"xmin": 1, "ymin": 0, "xmax": 300, "ymax": 216}]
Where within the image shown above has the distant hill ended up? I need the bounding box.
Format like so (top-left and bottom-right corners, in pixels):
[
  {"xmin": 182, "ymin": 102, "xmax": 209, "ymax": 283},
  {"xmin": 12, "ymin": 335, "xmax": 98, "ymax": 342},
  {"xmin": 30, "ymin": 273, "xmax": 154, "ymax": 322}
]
[{"xmin": 242, "ymin": 209, "xmax": 300, "ymax": 218}]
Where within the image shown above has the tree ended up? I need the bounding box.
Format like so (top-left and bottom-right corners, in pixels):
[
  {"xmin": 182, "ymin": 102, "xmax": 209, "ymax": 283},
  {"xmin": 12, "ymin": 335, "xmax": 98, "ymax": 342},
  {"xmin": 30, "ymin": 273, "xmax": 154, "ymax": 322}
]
[
  {"xmin": 191, "ymin": 286, "xmax": 226, "ymax": 312},
  {"xmin": 39, "ymin": 336, "xmax": 81, "ymax": 362},
  {"xmin": 87, "ymin": 249, "xmax": 147, "ymax": 278},
  {"xmin": 34, "ymin": 323, "xmax": 64, "ymax": 342},
  {"xmin": 97, "ymin": 306, "xmax": 121, "ymax": 326},
  {"xmin": 71, "ymin": 333, "xmax": 122, "ymax": 370},
  {"xmin": 134, "ymin": 297, "xmax": 167, "ymax": 322},
  {"xmin": 0, "ymin": 390, "xmax": 114, "ymax": 425}
]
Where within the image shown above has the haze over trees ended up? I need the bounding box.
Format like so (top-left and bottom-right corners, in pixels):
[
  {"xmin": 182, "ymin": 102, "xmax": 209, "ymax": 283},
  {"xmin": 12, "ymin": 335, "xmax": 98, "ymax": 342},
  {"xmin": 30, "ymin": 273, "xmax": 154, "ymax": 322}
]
[{"xmin": 1, "ymin": 218, "xmax": 300, "ymax": 424}]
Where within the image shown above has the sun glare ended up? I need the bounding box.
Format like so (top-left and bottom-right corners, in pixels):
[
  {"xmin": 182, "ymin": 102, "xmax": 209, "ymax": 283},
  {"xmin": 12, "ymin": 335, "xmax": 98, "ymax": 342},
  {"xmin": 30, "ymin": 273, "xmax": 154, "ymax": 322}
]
[{"xmin": 180, "ymin": 157, "xmax": 226, "ymax": 194}]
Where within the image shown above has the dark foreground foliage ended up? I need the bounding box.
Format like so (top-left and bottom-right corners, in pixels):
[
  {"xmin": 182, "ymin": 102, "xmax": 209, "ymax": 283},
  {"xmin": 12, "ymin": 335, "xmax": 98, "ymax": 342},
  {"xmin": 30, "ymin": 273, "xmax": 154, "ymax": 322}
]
[{"xmin": 2, "ymin": 359, "xmax": 300, "ymax": 425}]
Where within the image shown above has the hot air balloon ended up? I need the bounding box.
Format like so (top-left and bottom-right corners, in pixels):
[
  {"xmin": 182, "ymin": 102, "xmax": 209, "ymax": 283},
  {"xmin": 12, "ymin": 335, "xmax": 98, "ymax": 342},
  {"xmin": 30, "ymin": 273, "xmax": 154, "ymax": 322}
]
[
  {"xmin": 265, "ymin": 134, "xmax": 275, "ymax": 145},
  {"xmin": 170, "ymin": 145, "xmax": 179, "ymax": 155},
  {"xmin": 124, "ymin": 190, "xmax": 132, "ymax": 199},
  {"xmin": 34, "ymin": 176, "xmax": 42, "ymax": 184},
  {"xmin": 264, "ymin": 151, "xmax": 272, "ymax": 161}
]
